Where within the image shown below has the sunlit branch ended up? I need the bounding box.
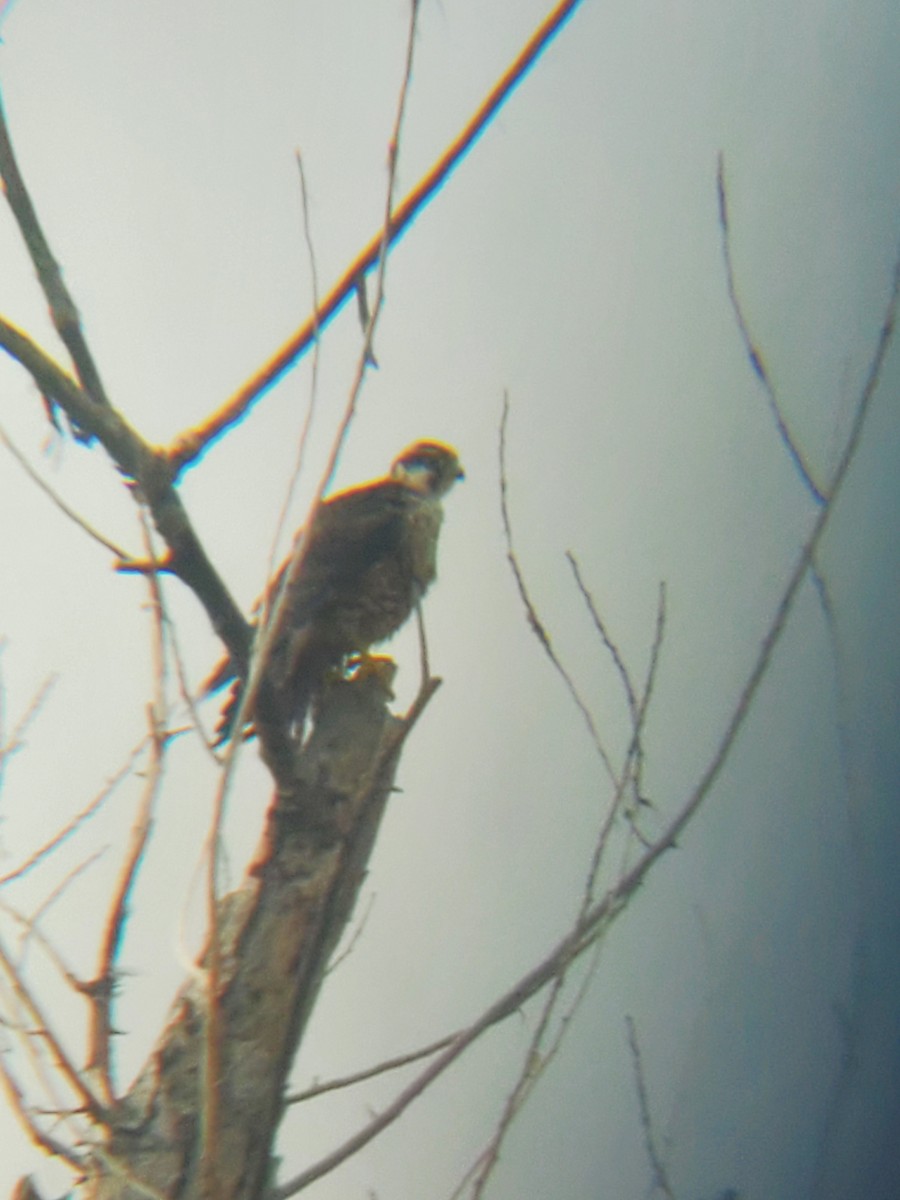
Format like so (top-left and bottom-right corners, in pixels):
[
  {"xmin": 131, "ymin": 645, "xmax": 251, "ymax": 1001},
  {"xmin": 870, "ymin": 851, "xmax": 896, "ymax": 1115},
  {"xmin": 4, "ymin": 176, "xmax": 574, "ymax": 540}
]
[
  {"xmin": 0, "ymin": 894, "xmax": 85, "ymax": 991},
  {"xmin": 0, "ymin": 1054, "xmax": 83, "ymax": 1170},
  {"xmin": 17, "ymin": 851, "xmax": 108, "ymax": 968},
  {"xmin": 166, "ymin": 0, "xmax": 588, "ymax": 472},
  {"xmin": 87, "ymin": 521, "xmax": 168, "ymax": 1101},
  {"xmin": 0, "ymin": 934, "xmax": 105, "ymax": 1124}
]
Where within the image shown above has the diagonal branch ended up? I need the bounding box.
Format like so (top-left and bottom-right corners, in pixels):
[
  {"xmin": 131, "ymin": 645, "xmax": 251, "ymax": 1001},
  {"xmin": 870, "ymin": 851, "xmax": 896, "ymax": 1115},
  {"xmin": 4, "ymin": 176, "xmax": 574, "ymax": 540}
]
[
  {"xmin": 625, "ymin": 1015, "xmax": 677, "ymax": 1200},
  {"xmin": 86, "ymin": 534, "xmax": 169, "ymax": 1102},
  {"xmin": 165, "ymin": 0, "xmax": 588, "ymax": 473},
  {"xmin": 0, "ymin": 310, "xmax": 251, "ymax": 678},
  {"xmin": 0, "ymin": 933, "xmax": 106, "ymax": 1126},
  {"xmin": 716, "ymin": 153, "xmax": 826, "ymax": 506},
  {"xmin": 0, "ymin": 88, "xmax": 111, "ymax": 427},
  {"xmin": 499, "ymin": 394, "xmax": 617, "ymax": 782},
  {"xmin": 0, "ymin": 422, "xmax": 130, "ymax": 559}
]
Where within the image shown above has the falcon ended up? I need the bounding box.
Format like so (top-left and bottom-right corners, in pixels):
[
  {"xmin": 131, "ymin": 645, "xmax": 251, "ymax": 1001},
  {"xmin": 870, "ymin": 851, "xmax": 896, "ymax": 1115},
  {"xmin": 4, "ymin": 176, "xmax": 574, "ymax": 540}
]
[{"xmin": 205, "ymin": 439, "xmax": 463, "ymax": 743}]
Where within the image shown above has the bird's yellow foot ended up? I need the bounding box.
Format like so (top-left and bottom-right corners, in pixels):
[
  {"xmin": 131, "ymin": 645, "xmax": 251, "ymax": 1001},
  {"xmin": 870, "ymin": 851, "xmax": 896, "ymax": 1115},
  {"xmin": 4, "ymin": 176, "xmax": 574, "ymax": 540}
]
[{"xmin": 344, "ymin": 652, "xmax": 397, "ymax": 696}]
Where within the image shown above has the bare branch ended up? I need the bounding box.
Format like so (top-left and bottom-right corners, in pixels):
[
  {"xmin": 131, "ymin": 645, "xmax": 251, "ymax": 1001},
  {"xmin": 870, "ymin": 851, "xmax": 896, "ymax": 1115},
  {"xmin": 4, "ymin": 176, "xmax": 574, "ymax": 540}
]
[
  {"xmin": 461, "ymin": 582, "xmax": 666, "ymax": 1197},
  {"xmin": 0, "ymin": 934, "xmax": 106, "ymax": 1125},
  {"xmin": 0, "ymin": 422, "xmax": 130, "ymax": 559},
  {"xmin": 165, "ymin": 0, "xmax": 589, "ymax": 471},
  {"xmin": 0, "ymin": 739, "xmax": 147, "ymax": 887},
  {"xmin": 14, "ymin": 850, "xmax": 108, "ymax": 971},
  {"xmin": 499, "ymin": 394, "xmax": 616, "ymax": 782},
  {"xmin": 0, "ymin": 1054, "xmax": 84, "ymax": 1170},
  {"xmin": 459, "ymin": 938, "xmax": 603, "ymax": 1200},
  {"xmin": 0, "ymin": 668, "xmax": 57, "ymax": 794},
  {"xmin": 286, "ymin": 1030, "xmax": 456, "ymax": 1105},
  {"xmin": 580, "ymin": 582, "xmax": 667, "ymax": 907},
  {"xmin": 0, "ymin": 308, "xmax": 253, "ymax": 676},
  {"xmin": 263, "ymin": 151, "xmax": 324, "ymax": 588},
  {"xmin": 634, "ymin": 245, "xmax": 900, "ymax": 876},
  {"xmin": 87, "ymin": 522, "xmax": 168, "ymax": 1100},
  {"xmin": 626, "ymin": 1015, "xmax": 677, "ymax": 1200},
  {"xmin": 565, "ymin": 551, "xmax": 638, "ymax": 721},
  {"xmin": 0, "ymin": 88, "xmax": 110, "ymax": 430},
  {"xmin": 716, "ymin": 153, "xmax": 826, "ymax": 506}
]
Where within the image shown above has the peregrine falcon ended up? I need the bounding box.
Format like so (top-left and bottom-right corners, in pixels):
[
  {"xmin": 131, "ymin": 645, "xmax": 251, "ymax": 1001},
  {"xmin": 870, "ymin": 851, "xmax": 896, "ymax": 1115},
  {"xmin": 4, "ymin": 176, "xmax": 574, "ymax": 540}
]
[{"xmin": 205, "ymin": 440, "xmax": 463, "ymax": 743}]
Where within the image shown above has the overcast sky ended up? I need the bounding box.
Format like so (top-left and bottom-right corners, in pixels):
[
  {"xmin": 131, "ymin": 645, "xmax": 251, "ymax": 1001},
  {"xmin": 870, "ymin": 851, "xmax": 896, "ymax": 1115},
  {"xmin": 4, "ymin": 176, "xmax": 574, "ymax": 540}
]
[{"xmin": 0, "ymin": 1, "xmax": 898, "ymax": 1198}]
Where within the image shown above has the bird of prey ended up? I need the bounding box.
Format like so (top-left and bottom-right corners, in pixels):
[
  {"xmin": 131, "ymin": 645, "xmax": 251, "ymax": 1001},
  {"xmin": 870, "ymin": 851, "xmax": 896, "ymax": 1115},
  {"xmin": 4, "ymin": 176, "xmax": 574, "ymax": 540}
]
[{"xmin": 205, "ymin": 439, "xmax": 464, "ymax": 743}]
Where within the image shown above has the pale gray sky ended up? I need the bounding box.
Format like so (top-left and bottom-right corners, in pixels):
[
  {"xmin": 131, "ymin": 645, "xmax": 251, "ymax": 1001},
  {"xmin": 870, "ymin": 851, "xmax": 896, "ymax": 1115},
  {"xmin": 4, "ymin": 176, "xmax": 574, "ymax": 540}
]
[{"xmin": 0, "ymin": 1, "xmax": 898, "ymax": 1197}]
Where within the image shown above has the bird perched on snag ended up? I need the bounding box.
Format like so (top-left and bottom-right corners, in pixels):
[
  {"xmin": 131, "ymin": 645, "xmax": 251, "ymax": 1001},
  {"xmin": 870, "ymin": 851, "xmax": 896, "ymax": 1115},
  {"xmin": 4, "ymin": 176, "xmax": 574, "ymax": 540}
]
[{"xmin": 204, "ymin": 439, "xmax": 463, "ymax": 744}]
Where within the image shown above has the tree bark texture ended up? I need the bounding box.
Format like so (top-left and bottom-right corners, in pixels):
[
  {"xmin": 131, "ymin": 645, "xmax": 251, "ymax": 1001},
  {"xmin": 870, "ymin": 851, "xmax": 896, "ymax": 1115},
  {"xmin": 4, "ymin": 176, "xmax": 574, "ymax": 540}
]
[{"xmin": 82, "ymin": 667, "xmax": 405, "ymax": 1200}]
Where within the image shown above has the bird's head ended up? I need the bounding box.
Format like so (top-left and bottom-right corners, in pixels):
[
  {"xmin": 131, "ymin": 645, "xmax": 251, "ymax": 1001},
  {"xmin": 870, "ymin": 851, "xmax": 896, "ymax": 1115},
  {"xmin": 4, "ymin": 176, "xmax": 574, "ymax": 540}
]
[{"xmin": 391, "ymin": 440, "xmax": 464, "ymax": 498}]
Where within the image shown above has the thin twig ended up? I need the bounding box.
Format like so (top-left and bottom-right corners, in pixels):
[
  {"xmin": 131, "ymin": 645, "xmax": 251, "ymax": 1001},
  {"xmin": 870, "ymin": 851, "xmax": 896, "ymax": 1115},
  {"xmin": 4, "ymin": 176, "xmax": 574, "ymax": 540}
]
[
  {"xmin": 499, "ymin": 394, "xmax": 616, "ymax": 782},
  {"xmin": 263, "ymin": 151, "xmax": 324, "ymax": 592},
  {"xmin": 0, "ymin": 966, "xmax": 92, "ymax": 1164},
  {"xmin": 0, "ymin": 739, "xmax": 148, "ymax": 887},
  {"xmin": 0, "ymin": 422, "xmax": 130, "ymax": 559},
  {"xmin": 286, "ymin": 1030, "xmax": 457, "ymax": 1105},
  {"xmin": 272, "ymin": 900, "xmax": 603, "ymax": 1199},
  {"xmin": 87, "ymin": 518, "xmax": 168, "ymax": 1101},
  {"xmin": 580, "ymin": 582, "xmax": 667, "ymax": 909},
  {"xmin": 0, "ymin": 670, "xmax": 57, "ymax": 795},
  {"xmin": 464, "ymin": 588, "xmax": 666, "ymax": 1197},
  {"xmin": 15, "ymin": 849, "xmax": 108, "ymax": 970},
  {"xmin": 0, "ymin": 933, "xmax": 105, "ymax": 1124},
  {"xmin": 0, "ymin": 1055, "xmax": 84, "ymax": 1170},
  {"xmin": 166, "ymin": 0, "xmax": 588, "ymax": 472},
  {"xmin": 461, "ymin": 937, "xmax": 604, "ymax": 1200},
  {"xmin": 716, "ymin": 153, "xmax": 826, "ymax": 506},
  {"xmin": 625, "ymin": 1015, "xmax": 677, "ymax": 1200},
  {"xmin": 0, "ymin": 87, "xmax": 110, "ymax": 421},
  {"xmin": 324, "ymin": 891, "xmax": 377, "ymax": 978},
  {"xmin": 565, "ymin": 552, "xmax": 638, "ymax": 721}
]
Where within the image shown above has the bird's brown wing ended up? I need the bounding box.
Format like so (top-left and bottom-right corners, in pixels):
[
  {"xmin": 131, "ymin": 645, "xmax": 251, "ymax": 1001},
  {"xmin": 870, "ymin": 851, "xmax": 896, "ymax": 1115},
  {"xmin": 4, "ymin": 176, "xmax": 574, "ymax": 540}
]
[
  {"xmin": 203, "ymin": 480, "xmax": 417, "ymax": 742},
  {"xmin": 203, "ymin": 480, "xmax": 413, "ymax": 692},
  {"xmin": 272, "ymin": 479, "xmax": 415, "ymax": 628}
]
